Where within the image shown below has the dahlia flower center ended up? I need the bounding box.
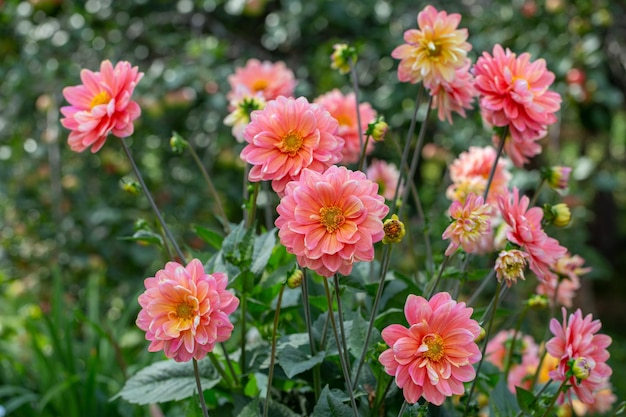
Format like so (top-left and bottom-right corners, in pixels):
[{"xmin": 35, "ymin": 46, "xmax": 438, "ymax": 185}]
[
  {"xmin": 279, "ymin": 130, "xmax": 304, "ymax": 156},
  {"xmin": 425, "ymin": 40, "xmax": 442, "ymax": 58},
  {"xmin": 319, "ymin": 206, "xmax": 345, "ymax": 233},
  {"xmin": 422, "ymin": 334, "xmax": 445, "ymax": 362},
  {"xmin": 251, "ymin": 79, "xmax": 269, "ymax": 92},
  {"xmin": 175, "ymin": 301, "xmax": 196, "ymax": 320},
  {"xmin": 90, "ymin": 91, "xmax": 111, "ymax": 108},
  {"xmin": 335, "ymin": 114, "xmax": 352, "ymax": 126}
]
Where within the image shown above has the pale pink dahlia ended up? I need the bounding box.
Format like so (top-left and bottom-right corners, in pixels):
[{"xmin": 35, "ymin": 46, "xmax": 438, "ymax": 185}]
[
  {"xmin": 546, "ymin": 308, "xmax": 612, "ymax": 406},
  {"xmin": 227, "ymin": 59, "xmax": 296, "ymax": 101},
  {"xmin": 136, "ymin": 259, "xmax": 239, "ymax": 362},
  {"xmin": 240, "ymin": 96, "xmax": 344, "ymax": 195},
  {"xmin": 474, "ymin": 45, "xmax": 561, "ymax": 166},
  {"xmin": 442, "ymin": 193, "xmax": 492, "ymax": 256},
  {"xmin": 392, "ymin": 5, "xmax": 471, "ymax": 86},
  {"xmin": 314, "ymin": 89, "xmax": 377, "ymax": 164},
  {"xmin": 498, "ymin": 187, "xmax": 567, "ymax": 281},
  {"xmin": 446, "ymin": 146, "xmax": 511, "ymax": 207},
  {"xmin": 61, "ymin": 60, "xmax": 143, "ymax": 153},
  {"xmin": 366, "ymin": 159, "xmax": 404, "ymax": 201},
  {"xmin": 428, "ymin": 62, "xmax": 478, "ymax": 124},
  {"xmin": 494, "ymin": 249, "xmax": 530, "ymax": 287},
  {"xmin": 379, "ymin": 292, "xmax": 482, "ymax": 406},
  {"xmin": 275, "ymin": 165, "xmax": 388, "ymax": 277}
]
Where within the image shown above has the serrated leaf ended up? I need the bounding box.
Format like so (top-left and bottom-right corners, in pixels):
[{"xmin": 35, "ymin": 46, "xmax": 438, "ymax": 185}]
[
  {"xmin": 194, "ymin": 225, "xmax": 224, "ymax": 250},
  {"xmin": 119, "ymin": 230, "xmax": 163, "ymax": 246},
  {"xmin": 113, "ymin": 359, "xmax": 221, "ymax": 405},
  {"xmin": 515, "ymin": 386, "xmax": 537, "ymax": 414},
  {"xmin": 236, "ymin": 398, "xmax": 260, "ymax": 417},
  {"xmin": 277, "ymin": 345, "xmax": 326, "ymax": 378},
  {"xmin": 311, "ymin": 386, "xmax": 353, "ymax": 417},
  {"xmin": 489, "ymin": 378, "xmax": 520, "ymax": 417},
  {"xmin": 347, "ymin": 309, "xmax": 379, "ymax": 359},
  {"xmin": 268, "ymin": 399, "xmax": 301, "ymax": 417},
  {"xmin": 250, "ymin": 228, "xmax": 276, "ymax": 276}
]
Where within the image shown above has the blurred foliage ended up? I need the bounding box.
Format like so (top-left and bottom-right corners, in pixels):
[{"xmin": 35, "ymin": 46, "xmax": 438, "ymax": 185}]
[{"xmin": 1, "ymin": 0, "xmax": 625, "ymax": 415}]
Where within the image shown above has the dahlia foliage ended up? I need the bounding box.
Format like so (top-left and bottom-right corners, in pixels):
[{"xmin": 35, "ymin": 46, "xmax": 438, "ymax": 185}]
[{"xmin": 57, "ymin": 2, "xmax": 617, "ymax": 416}]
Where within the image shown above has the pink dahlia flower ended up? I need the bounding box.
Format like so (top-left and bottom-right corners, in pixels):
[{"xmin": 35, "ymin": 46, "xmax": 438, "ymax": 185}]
[
  {"xmin": 485, "ymin": 329, "xmax": 540, "ymax": 393},
  {"xmin": 498, "ymin": 187, "xmax": 567, "ymax": 281},
  {"xmin": 61, "ymin": 60, "xmax": 143, "ymax": 153},
  {"xmin": 392, "ymin": 5, "xmax": 471, "ymax": 86},
  {"xmin": 275, "ymin": 165, "xmax": 388, "ymax": 277},
  {"xmin": 546, "ymin": 308, "xmax": 612, "ymax": 405},
  {"xmin": 366, "ymin": 159, "xmax": 404, "ymax": 201},
  {"xmin": 446, "ymin": 146, "xmax": 511, "ymax": 207},
  {"xmin": 314, "ymin": 89, "xmax": 377, "ymax": 164},
  {"xmin": 428, "ymin": 62, "xmax": 478, "ymax": 124},
  {"xmin": 474, "ymin": 45, "xmax": 561, "ymax": 166},
  {"xmin": 442, "ymin": 193, "xmax": 492, "ymax": 256},
  {"xmin": 136, "ymin": 259, "xmax": 239, "ymax": 362},
  {"xmin": 240, "ymin": 96, "xmax": 344, "ymax": 195},
  {"xmin": 379, "ymin": 292, "xmax": 482, "ymax": 406},
  {"xmin": 227, "ymin": 59, "xmax": 296, "ymax": 101}
]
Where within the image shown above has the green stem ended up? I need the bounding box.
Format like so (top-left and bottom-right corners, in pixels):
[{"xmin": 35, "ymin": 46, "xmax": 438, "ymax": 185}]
[
  {"xmin": 301, "ymin": 270, "xmax": 321, "ymax": 400},
  {"xmin": 208, "ymin": 352, "xmax": 234, "ymax": 389},
  {"xmin": 240, "ymin": 293, "xmax": 248, "ymax": 375},
  {"xmin": 482, "ymin": 126, "xmax": 508, "ymax": 203},
  {"xmin": 425, "ymin": 255, "xmax": 450, "ymax": 299},
  {"xmin": 120, "ymin": 138, "xmax": 186, "ymax": 262},
  {"xmin": 531, "ymin": 279, "xmax": 562, "ymax": 389},
  {"xmin": 349, "ymin": 57, "xmax": 365, "ymax": 160},
  {"xmin": 464, "ymin": 281, "xmax": 503, "ymax": 413},
  {"xmin": 530, "ymin": 179, "xmax": 546, "ymax": 208},
  {"xmin": 357, "ymin": 134, "xmax": 372, "ymax": 172},
  {"xmin": 396, "ymin": 400, "xmax": 408, "ymax": 417},
  {"xmin": 323, "ymin": 278, "xmax": 359, "ymax": 417},
  {"xmin": 504, "ymin": 305, "xmax": 530, "ymax": 380},
  {"xmin": 245, "ymin": 182, "xmax": 260, "ymax": 230},
  {"xmin": 263, "ymin": 283, "xmax": 286, "ymax": 417},
  {"xmin": 186, "ymin": 141, "xmax": 231, "ymax": 234},
  {"xmin": 220, "ymin": 342, "xmax": 238, "ymax": 387},
  {"xmin": 513, "ymin": 380, "xmax": 553, "ymax": 417},
  {"xmin": 467, "ymin": 270, "xmax": 496, "ymax": 307},
  {"xmin": 540, "ymin": 379, "xmax": 568, "ymax": 417},
  {"xmin": 333, "ymin": 274, "xmax": 352, "ymax": 376},
  {"xmin": 193, "ymin": 358, "xmax": 210, "ymax": 417}
]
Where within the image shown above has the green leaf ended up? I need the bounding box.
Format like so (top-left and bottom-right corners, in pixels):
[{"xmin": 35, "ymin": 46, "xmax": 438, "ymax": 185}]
[
  {"xmin": 267, "ymin": 400, "xmax": 301, "ymax": 417},
  {"xmin": 347, "ymin": 309, "xmax": 379, "ymax": 359},
  {"xmin": 311, "ymin": 386, "xmax": 353, "ymax": 417},
  {"xmin": 113, "ymin": 359, "xmax": 221, "ymax": 405},
  {"xmin": 119, "ymin": 230, "xmax": 163, "ymax": 246},
  {"xmin": 194, "ymin": 225, "xmax": 224, "ymax": 250},
  {"xmin": 489, "ymin": 378, "xmax": 520, "ymax": 417},
  {"xmin": 277, "ymin": 344, "xmax": 326, "ymax": 378},
  {"xmin": 250, "ymin": 228, "xmax": 277, "ymax": 276},
  {"xmin": 515, "ymin": 386, "xmax": 537, "ymax": 414},
  {"xmin": 236, "ymin": 398, "xmax": 261, "ymax": 417}
]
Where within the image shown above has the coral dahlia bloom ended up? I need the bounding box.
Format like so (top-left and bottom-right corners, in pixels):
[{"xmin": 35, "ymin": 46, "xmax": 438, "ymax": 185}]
[
  {"xmin": 546, "ymin": 308, "xmax": 613, "ymax": 406},
  {"xmin": 240, "ymin": 96, "xmax": 344, "ymax": 195},
  {"xmin": 227, "ymin": 59, "xmax": 296, "ymax": 101},
  {"xmin": 314, "ymin": 89, "xmax": 377, "ymax": 164},
  {"xmin": 474, "ymin": 45, "xmax": 561, "ymax": 165},
  {"xmin": 428, "ymin": 62, "xmax": 478, "ymax": 124},
  {"xmin": 61, "ymin": 60, "xmax": 143, "ymax": 153},
  {"xmin": 136, "ymin": 259, "xmax": 239, "ymax": 362},
  {"xmin": 392, "ymin": 5, "xmax": 471, "ymax": 86},
  {"xmin": 366, "ymin": 159, "xmax": 404, "ymax": 201},
  {"xmin": 275, "ymin": 165, "xmax": 388, "ymax": 277},
  {"xmin": 379, "ymin": 292, "xmax": 481, "ymax": 406},
  {"xmin": 442, "ymin": 193, "xmax": 492, "ymax": 256},
  {"xmin": 498, "ymin": 187, "xmax": 567, "ymax": 281}
]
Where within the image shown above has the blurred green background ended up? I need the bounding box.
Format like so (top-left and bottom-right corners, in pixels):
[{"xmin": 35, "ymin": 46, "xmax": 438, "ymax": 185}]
[{"xmin": 1, "ymin": 0, "xmax": 625, "ymax": 415}]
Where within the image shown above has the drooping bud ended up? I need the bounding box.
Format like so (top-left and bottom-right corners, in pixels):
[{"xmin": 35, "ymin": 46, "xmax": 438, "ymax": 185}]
[
  {"xmin": 287, "ymin": 269, "xmax": 304, "ymax": 289},
  {"xmin": 170, "ymin": 131, "xmax": 188, "ymax": 154},
  {"xmin": 382, "ymin": 214, "xmax": 405, "ymax": 244}
]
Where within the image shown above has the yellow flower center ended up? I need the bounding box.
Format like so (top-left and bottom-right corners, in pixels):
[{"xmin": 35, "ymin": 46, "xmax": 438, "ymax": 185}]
[
  {"xmin": 90, "ymin": 91, "xmax": 111, "ymax": 108},
  {"xmin": 335, "ymin": 114, "xmax": 352, "ymax": 126},
  {"xmin": 251, "ymin": 79, "xmax": 269, "ymax": 92},
  {"xmin": 425, "ymin": 40, "xmax": 442, "ymax": 58},
  {"xmin": 319, "ymin": 206, "xmax": 345, "ymax": 233},
  {"xmin": 422, "ymin": 334, "xmax": 445, "ymax": 362},
  {"xmin": 279, "ymin": 130, "xmax": 304, "ymax": 156},
  {"xmin": 176, "ymin": 302, "xmax": 195, "ymax": 320}
]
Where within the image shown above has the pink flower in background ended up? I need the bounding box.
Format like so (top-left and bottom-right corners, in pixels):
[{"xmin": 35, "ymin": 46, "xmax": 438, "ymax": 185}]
[
  {"xmin": 536, "ymin": 253, "xmax": 590, "ymax": 307},
  {"xmin": 491, "ymin": 129, "xmax": 545, "ymax": 168},
  {"xmin": 275, "ymin": 165, "xmax": 388, "ymax": 277},
  {"xmin": 240, "ymin": 96, "xmax": 344, "ymax": 195},
  {"xmin": 474, "ymin": 45, "xmax": 561, "ymax": 165},
  {"xmin": 442, "ymin": 193, "xmax": 492, "ymax": 256},
  {"xmin": 61, "ymin": 60, "xmax": 143, "ymax": 153},
  {"xmin": 485, "ymin": 329, "xmax": 540, "ymax": 392},
  {"xmin": 392, "ymin": 5, "xmax": 471, "ymax": 86},
  {"xmin": 314, "ymin": 89, "xmax": 377, "ymax": 164},
  {"xmin": 366, "ymin": 159, "xmax": 404, "ymax": 201},
  {"xmin": 446, "ymin": 146, "xmax": 511, "ymax": 207},
  {"xmin": 578, "ymin": 383, "xmax": 617, "ymax": 415},
  {"xmin": 224, "ymin": 85, "xmax": 266, "ymax": 142},
  {"xmin": 227, "ymin": 59, "xmax": 296, "ymax": 101},
  {"xmin": 498, "ymin": 187, "xmax": 567, "ymax": 281},
  {"xmin": 429, "ymin": 62, "xmax": 477, "ymax": 124},
  {"xmin": 136, "ymin": 259, "xmax": 239, "ymax": 362},
  {"xmin": 379, "ymin": 293, "xmax": 481, "ymax": 406},
  {"xmin": 546, "ymin": 308, "xmax": 612, "ymax": 405}
]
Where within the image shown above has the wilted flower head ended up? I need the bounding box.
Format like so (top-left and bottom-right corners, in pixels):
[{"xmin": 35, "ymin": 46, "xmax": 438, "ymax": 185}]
[
  {"xmin": 136, "ymin": 259, "xmax": 239, "ymax": 362},
  {"xmin": 330, "ymin": 43, "xmax": 357, "ymax": 74},
  {"xmin": 382, "ymin": 214, "xmax": 406, "ymax": 244},
  {"xmin": 442, "ymin": 193, "xmax": 492, "ymax": 256},
  {"xmin": 494, "ymin": 249, "xmax": 530, "ymax": 287},
  {"xmin": 314, "ymin": 89, "xmax": 377, "ymax": 164},
  {"xmin": 379, "ymin": 292, "xmax": 482, "ymax": 405},
  {"xmin": 61, "ymin": 60, "xmax": 143, "ymax": 153},
  {"xmin": 546, "ymin": 308, "xmax": 612, "ymax": 405},
  {"xmin": 227, "ymin": 59, "xmax": 296, "ymax": 102},
  {"xmin": 275, "ymin": 165, "xmax": 389, "ymax": 277},
  {"xmin": 240, "ymin": 96, "xmax": 344, "ymax": 195},
  {"xmin": 429, "ymin": 62, "xmax": 478, "ymax": 124},
  {"xmin": 366, "ymin": 159, "xmax": 404, "ymax": 201},
  {"xmin": 392, "ymin": 5, "xmax": 471, "ymax": 86}
]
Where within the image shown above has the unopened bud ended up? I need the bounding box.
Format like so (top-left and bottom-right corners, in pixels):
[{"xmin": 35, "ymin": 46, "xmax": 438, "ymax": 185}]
[
  {"xmin": 382, "ymin": 214, "xmax": 405, "ymax": 244},
  {"xmin": 287, "ymin": 269, "xmax": 304, "ymax": 289},
  {"xmin": 170, "ymin": 131, "xmax": 188, "ymax": 154},
  {"xmin": 551, "ymin": 203, "xmax": 571, "ymax": 227},
  {"xmin": 545, "ymin": 166, "xmax": 572, "ymax": 191},
  {"xmin": 527, "ymin": 294, "xmax": 549, "ymax": 309},
  {"xmin": 134, "ymin": 218, "xmax": 149, "ymax": 231},
  {"xmin": 330, "ymin": 43, "xmax": 357, "ymax": 74},
  {"xmin": 475, "ymin": 327, "xmax": 486, "ymax": 343},
  {"xmin": 367, "ymin": 117, "xmax": 389, "ymax": 142},
  {"xmin": 571, "ymin": 357, "xmax": 592, "ymax": 381},
  {"xmin": 122, "ymin": 180, "xmax": 141, "ymax": 195}
]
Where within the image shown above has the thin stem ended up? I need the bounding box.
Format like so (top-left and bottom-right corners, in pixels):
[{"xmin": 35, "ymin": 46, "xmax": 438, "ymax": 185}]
[
  {"xmin": 396, "ymin": 400, "xmax": 408, "ymax": 417},
  {"xmin": 504, "ymin": 305, "xmax": 530, "ymax": 380},
  {"xmin": 353, "ymin": 244, "xmax": 393, "ymax": 390},
  {"xmin": 357, "ymin": 134, "xmax": 372, "ymax": 172},
  {"xmin": 467, "ymin": 270, "xmax": 496, "ymax": 307},
  {"xmin": 333, "ymin": 274, "xmax": 352, "ymax": 376},
  {"xmin": 349, "ymin": 58, "xmax": 365, "ymax": 160},
  {"xmin": 482, "ymin": 126, "xmax": 508, "ymax": 203},
  {"xmin": 323, "ymin": 278, "xmax": 359, "ymax": 417},
  {"xmin": 425, "ymin": 255, "xmax": 450, "ymax": 299},
  {"xmin": 540, "ymin": 379, "xmax": 568, "ymax": 417},
  {"xmin": 193, "ymin": 358, "xmax": 210, "ymax": 417},
  {"xmin": 530, "ymin": 179, "xmax": 546, "ymax": 207},
  {"xmin": 263, "ymin": 283, "xmax": 286, "ymax": 417},
  {"xmin": 245, "ymin": 182, "xmax": 260, "ymax": 230},
  {"xmin": 220, "ymin": 342, "xmax": 238, "ymax": 387},
  {"xmin": 301, "ymin": 270, "xmax": 321, "ymax": 400},
  {"xmin": 239, "ymin": 293, "xmax": 248, "ymax": 375},
  {"xmin": 513, "ymin": 380, "xmax": 554, "ymax": 417},
  {"xmin": 531, "ymin": 279, "xmax": 562, "ymax": 389},
  {"xmin": 120, "ymin": 138, "xmax": 186, "ymax": 262},
  {"xmin": 207, "ymin": 352, "xmax": 234, "ymax": 389},
  {"xmin": 465, "ymin": 281, "xmax": 502, "ymax": 413},
  {"xmin": 186, "ymin": 141, "xmax": 231, "ymax": 234}
]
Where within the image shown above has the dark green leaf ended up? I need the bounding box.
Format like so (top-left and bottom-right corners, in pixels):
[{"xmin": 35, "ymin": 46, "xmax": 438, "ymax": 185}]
[
  {"xmin": 118, "ymin": 230, "xmax": 163, "ymax": 246},
  {"xmin": 277, "ymin": 344, "xmax": 326, "ymax": 378},
  {"xmin": 515, "ymin": 386, "xmax": 537, "ymax": 414},
  {"xmin": 311, "ymin": 386, "xmax": 353, "ymax": 417},
  {"xmin": 236, "ymin": 398, "xmax": 260, "ymax": 417},
  {"xmin": 489, "ymin": 378, "xmax": 520, "ymax": 417},
  {"xmin": 194, "ymin": 225, "xmax": 224, "ymax": 250},
  {"xmin": 250, "ymin": 228, "xmax": 276, "ymax": 276}
]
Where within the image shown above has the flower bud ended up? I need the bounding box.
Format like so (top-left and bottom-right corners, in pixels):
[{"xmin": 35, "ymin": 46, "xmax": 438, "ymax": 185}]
[
  {"xmin": 475, "ymin": 327, "xmax": 487, "ymax": 343},
  {"xmin": 122, "ymin": 179, "xmax": 141, "ymax": 195},
  {"xmin": 551, "ymin": 203, "xmax": 571, "ymax": 227},
  {"xmin": 330, "ymin": 43, "xmax": 357, "ymax": 74},
  {"xmin": 367, "ymin": 117, "xmax": 389, "ymax": 142},
  {"xmin": 170, "ymin": 131, "xmax": 188, "ymax": 154},
  {"xmin": 527, "ymin": 294, "xmax": 548, "ymax": 309},
  {"xmin": 287, "ymin": 269, "xmax": 304, "ymax": 289},
  {"xmin": 382, "ymin": 214, "xmax": 405, "ymax": 244},
  {"xmin": 545, "ymin": 166, "xmax": 571, "ymax": 191},
  {"xmin": 571, "ymin": 357, "xmax": 592, "ymax": 381}
]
